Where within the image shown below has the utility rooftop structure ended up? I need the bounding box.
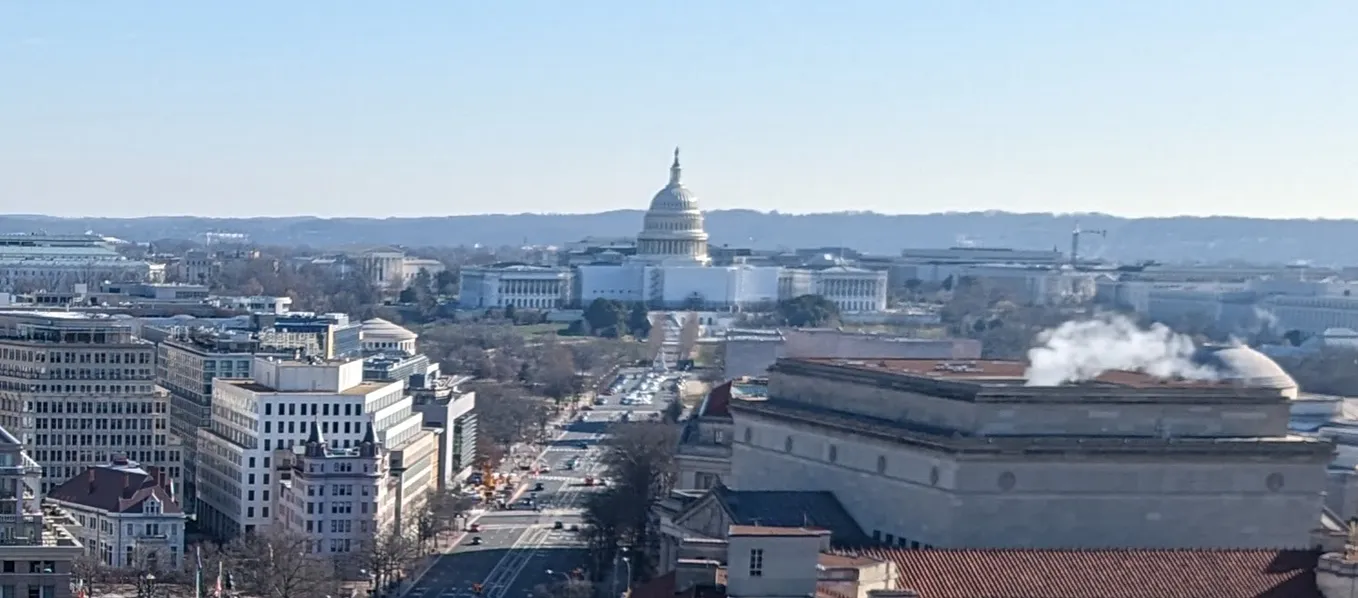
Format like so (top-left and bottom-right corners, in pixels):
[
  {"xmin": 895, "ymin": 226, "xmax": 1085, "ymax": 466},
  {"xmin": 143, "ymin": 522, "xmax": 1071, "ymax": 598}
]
[{"xmin": 730, "ymin": 349, "xmax": 1333, "ymax": 550}]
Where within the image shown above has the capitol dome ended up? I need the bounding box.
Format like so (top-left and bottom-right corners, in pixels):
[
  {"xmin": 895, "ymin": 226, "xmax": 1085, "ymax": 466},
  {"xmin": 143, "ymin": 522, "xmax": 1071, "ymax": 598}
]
[
  {"xmin": 1194, "ymin": 344, "xmax": 1299, "ymax": 399},
  {"xmin": 635, "ymin": 148, "xmax": 710, "ymax": 265}
]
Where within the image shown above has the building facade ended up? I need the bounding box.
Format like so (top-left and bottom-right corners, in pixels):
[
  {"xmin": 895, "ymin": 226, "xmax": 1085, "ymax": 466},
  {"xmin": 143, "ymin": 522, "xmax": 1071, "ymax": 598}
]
[
  {"xmin": 0, "ymin": 233, "xmax": 154, "ymax": 293},
  {"xmin": 45, "ymin": 458, "xmax": 186, "ymax": 569},
  {"xmin": 274, "ymin": 425, "xmax": 394, "ymax": 556},
  {"xmin": 730, "ymin": 351, "xmax": 1332, "ymax": 549},
  {"xmin": 0, "ymin": 312, "xmax": 183, "ymax": 496},
  {"xmin": 0, "ymin": 426, "xmax": 82, "ymax": 598},
  {"xmin": 195, "ymin": 356, "xmax": 429, "ymax": 539},
  {"xmin": 156, "ymin": 330, "xmax": 287, "ymax": 515},
  {"xmin": 457, "ymin": 265, "xmax": 575, "ymax": 310}
]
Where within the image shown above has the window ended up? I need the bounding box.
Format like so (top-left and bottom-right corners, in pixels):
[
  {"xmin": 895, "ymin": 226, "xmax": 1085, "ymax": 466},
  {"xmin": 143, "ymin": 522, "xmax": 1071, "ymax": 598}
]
[{"xmin": 748, "ymin": 549, "xmax": 764, "ymax": 577}]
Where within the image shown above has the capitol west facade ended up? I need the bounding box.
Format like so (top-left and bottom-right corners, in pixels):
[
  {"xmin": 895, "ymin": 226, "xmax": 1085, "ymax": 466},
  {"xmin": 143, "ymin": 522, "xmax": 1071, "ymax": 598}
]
[{"xmin": 460, "ymin": 149, "xmax": 887, "ymax": 312}]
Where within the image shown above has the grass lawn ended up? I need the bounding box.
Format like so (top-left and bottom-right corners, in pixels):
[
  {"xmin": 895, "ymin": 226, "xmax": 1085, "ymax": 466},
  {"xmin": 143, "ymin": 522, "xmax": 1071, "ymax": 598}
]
[{"xmin": 515, "ymin": 323, "xmax": 567, "ymax": 337}]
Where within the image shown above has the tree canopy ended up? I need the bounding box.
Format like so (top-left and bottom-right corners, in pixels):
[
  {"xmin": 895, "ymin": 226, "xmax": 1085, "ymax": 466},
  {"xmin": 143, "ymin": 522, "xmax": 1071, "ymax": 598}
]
[{"xmin": 775, "ymin": 294, "xmax": 841, "ymax": 327}]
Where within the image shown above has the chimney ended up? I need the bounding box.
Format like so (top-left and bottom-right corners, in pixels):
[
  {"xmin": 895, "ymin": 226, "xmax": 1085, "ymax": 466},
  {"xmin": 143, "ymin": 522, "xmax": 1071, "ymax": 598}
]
[
  {"xmin": 123, "ymin": 474, "xmax": 131, "ymax": 497},
  {"xmin": 87, "ymin": 469, "xmax": 95, "ymax": 494}
]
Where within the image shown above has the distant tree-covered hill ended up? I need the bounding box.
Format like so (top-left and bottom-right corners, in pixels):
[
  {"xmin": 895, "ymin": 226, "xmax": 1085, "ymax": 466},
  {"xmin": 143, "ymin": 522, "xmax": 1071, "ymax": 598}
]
[{"xmin": 1, "ymin": 210, "xmax": 1351, "ymax": 265}]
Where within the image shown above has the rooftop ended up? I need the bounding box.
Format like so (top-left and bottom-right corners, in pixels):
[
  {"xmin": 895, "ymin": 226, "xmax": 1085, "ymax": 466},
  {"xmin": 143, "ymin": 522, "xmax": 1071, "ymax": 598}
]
[
  {"xmin": 793, "ymin": 358, "xmax": 1234, "ymax": 389},
  {"xmin": 681, "ymin": 485, "xmax": 872, "ymax": 547},
  {"xmin": 225, "ymin": 379, "xmax": 391, "ymax": 395},
  {"xmin": 46, "ymin": 460, "xmax": 182, "ymax": 516},
  {"xmin": 728, "ymin": 525, "xmax": 828, "ymax": 537},
  {"xmin": 853, "ymin": 547, "xmax": 1321, "ymax": 598}
]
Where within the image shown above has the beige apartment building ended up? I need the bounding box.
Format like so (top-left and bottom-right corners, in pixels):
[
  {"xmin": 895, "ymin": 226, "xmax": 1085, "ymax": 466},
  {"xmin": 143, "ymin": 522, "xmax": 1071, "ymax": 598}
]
[{"xmin": 0, "ymin": 312, "xmax": 182, "ymax": 496}]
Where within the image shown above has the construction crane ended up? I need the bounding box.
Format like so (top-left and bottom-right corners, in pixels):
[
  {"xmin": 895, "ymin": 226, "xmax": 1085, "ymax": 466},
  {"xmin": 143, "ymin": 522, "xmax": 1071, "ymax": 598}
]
[{"xmin": 1070, "ymin": 224, "xmax": 1106, "ymax": 269}]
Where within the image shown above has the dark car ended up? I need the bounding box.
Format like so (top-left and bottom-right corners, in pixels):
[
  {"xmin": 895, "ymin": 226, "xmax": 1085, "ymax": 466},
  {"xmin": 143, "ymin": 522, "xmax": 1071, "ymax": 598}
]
[
  {"xmin": 569, "ymin": 524, "xmax": 580, "ymax": 532},
  {"xmin": 575, "ymin": 442, "xmax": 589, "ymax": 450},
  {"xmin": 470, "ymin": 536, "xmax": 483, "ymax": 546},
  {"xmin": 553, "ymin": 521, "xmax": 564, "ymax": 530},
  {"xmin": 534, "ymin": 482, "xmax": 545, "ymax": 491}
]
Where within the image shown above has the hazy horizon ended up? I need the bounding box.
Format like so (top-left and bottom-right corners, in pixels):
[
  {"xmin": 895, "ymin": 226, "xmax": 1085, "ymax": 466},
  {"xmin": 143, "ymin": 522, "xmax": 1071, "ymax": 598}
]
[{"xmin": 3, "ymin": 2, "xmax": 1355, "ymax": 220}]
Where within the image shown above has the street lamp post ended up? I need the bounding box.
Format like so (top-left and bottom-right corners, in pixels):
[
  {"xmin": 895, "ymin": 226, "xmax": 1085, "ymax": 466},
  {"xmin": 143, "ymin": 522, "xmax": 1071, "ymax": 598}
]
[{"xmin": 136, "ymin": 573, "xmax": 158, "ymax": 598}]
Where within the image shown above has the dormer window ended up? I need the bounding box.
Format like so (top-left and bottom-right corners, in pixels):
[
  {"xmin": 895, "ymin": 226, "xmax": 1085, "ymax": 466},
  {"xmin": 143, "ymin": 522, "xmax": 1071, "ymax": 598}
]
[{"xmin": 145, "ymin": 498, "xmax": 161, "ymax": 514}]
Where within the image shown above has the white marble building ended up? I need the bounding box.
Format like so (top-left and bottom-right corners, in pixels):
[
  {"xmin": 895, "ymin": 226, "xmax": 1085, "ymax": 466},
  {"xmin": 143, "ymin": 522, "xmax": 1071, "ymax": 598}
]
[
  {"xmin": 458, "ymin": 264, "xmax": 574, "ymax": 309},
  {"xmin": 575, "ymin": 149, "xmax": 782, "ymax": 310}
]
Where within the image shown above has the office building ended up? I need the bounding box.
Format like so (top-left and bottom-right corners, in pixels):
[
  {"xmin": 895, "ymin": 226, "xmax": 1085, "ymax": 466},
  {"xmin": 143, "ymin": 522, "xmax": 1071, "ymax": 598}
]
[
  {"xmin": 253, "ymin": 313, "xmax": 362, "ymax": 360},
  {"xmin": 0, "ymin": 312, "xmax": 182, "ymax": 496},
  {"xmin": 273, "ymin": 423, "xmax": 438, "ymax": 556},
  {"xmin": 195, "ymin": 356, "xmax": 431, "ymax": 539}
]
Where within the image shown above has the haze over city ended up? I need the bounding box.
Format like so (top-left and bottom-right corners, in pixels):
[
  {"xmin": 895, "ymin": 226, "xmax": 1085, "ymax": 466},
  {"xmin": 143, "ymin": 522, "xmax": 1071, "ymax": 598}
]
[{"xmin": 3, "ymin": 1, "xmax": 1354, "ymax": 219}]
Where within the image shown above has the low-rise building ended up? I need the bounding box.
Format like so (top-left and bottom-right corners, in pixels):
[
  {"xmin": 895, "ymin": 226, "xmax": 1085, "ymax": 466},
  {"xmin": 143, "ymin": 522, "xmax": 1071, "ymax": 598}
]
[{"xmin": 45, "ymin": 458, "xmax": 186, "ymax": 569}]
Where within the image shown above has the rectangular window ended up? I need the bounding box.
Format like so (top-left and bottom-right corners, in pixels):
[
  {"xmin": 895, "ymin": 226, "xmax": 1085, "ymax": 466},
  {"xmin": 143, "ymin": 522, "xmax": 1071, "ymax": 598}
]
[{"xmin": 748, "ymin": 549, "xmax": 763, "ymax": 577}]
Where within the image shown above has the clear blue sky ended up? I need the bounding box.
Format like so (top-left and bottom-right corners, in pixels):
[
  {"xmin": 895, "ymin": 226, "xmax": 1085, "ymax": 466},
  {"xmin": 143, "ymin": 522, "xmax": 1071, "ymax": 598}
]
[{"xmin": 1, "ymin": 1, "xmax": 1354, "ymax": 219}]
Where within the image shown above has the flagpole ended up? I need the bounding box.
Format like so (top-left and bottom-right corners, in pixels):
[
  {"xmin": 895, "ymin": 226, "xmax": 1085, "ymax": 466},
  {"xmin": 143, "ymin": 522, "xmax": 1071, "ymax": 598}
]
[{"xmin": 195, "ymin": 546, "xmax": 203, "ymax": 598}]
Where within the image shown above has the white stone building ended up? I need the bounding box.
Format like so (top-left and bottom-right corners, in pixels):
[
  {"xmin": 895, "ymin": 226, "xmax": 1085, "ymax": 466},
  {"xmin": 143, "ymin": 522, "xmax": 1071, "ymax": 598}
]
[
  {"xmin": 457, "ymin": 265, "xmax": 574, "ymax": 310},
  {"xmin": 808, "ymin": 266, "xmax": 889, "ymax": 313},
  {"xmin": 195, "ymin": 356, "xmax": 431, "ymax": 539},
  {"xmin": 361, "ymin": 318, "xmax": 418, "ymax": 354},
  {"xmin": 728, "ymin": 349, "xmax": 1331, "ymax": 549},
  {"xmin": 0, "ymin": 233, "xmax": 155, "ymax": 293},
  {"xmin": 358, "ymin": 250, "xmax": 445, "ymax": 293},
  {"xmin": 0, "ymin": 311, "xmax": 183, "ymax": 497},
  {"xmin": 273, "ymin": 422, "xmax": 436, "ymax": 557},
  {"xmin": 45, "ymin": 458, "xmax": 186, "ymax": 569},
  {"xmin": 574, "ymin": 149, "xmax": 783, "ymax": 310}
]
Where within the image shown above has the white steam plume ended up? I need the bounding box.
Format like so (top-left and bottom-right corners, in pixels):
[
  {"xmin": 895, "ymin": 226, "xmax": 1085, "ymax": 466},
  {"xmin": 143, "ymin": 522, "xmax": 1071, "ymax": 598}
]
[{"xmin": 1024, "ymin": 314, "xmax": 1220, "ymax": 386}]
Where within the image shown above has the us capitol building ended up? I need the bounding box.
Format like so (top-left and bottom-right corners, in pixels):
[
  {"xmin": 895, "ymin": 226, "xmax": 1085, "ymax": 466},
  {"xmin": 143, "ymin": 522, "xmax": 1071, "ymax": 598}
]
[{"xmin": 459, "ymin": 149, "xmax": 889, "ymax": 311}]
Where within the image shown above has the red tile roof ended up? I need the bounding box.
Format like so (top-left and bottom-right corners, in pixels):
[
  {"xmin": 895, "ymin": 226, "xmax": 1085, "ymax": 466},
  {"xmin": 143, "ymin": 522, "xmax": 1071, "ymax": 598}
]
[
  {"xmin": 699, "ymin": 382, "xmax": 732, "ymax": 418},
  {"xmin": 857, "ymin": 548, "xmax": 1321, "ymax": 598}
]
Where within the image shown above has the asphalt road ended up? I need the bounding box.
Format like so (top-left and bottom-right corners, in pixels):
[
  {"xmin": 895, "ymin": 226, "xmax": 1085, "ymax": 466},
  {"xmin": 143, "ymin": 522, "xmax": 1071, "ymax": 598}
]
[{"xmin": 404, "ymin": 369, "xmax": 668, "ymax": 598}]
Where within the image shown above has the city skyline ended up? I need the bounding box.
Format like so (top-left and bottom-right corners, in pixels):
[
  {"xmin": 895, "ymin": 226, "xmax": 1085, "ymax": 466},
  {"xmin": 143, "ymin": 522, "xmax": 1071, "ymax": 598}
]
[{"xmin": 2, "ymin": 1, "xmax": 1354, "ymax": 219}]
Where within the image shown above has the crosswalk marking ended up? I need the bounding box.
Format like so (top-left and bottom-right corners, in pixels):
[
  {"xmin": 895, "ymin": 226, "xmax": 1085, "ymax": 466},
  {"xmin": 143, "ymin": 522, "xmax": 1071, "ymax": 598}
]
[{"xmin": 528, "ymin": 474, "xmax": 588, "ymax": 482}]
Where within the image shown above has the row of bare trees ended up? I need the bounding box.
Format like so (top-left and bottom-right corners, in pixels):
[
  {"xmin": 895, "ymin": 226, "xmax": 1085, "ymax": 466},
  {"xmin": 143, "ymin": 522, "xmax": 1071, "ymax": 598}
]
[{"xmin": 580, "ymin": 421, "xmax": 680, "ymax": 584}]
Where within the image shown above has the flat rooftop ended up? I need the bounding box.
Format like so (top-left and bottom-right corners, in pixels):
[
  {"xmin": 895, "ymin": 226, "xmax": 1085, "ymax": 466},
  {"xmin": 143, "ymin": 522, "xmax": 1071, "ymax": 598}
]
[
  {"xmin": 225, "ymin": 379, "xmax": 392, "ymax": 395},
  {"xmin": 794, "ymin": 358, "xmax": 1231, "ymax": 389}
]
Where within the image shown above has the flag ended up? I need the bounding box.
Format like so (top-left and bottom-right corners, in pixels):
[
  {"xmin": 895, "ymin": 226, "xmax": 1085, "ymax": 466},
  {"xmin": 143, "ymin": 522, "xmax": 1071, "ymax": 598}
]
[
  {"xmin": 215, "ymin": 560, "xmax": 224, "ymax": 598},
  {"xmin": 195, "ymin": 546, "xmax": 204, "ymax": 598}
]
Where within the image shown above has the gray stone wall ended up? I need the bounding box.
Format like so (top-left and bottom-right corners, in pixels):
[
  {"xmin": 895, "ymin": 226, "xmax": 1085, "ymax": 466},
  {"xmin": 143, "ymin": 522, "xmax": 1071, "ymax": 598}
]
[
  {"xmin": 733, "ymin": 414, "xmax": 1328, "ymax": 549},
  {"xmin": 769, "ymin": 370, "xmax": 1293, "ymax": 438}
]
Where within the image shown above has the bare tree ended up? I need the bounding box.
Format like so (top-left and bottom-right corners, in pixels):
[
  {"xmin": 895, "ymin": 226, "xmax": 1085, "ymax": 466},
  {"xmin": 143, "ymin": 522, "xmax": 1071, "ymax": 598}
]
[
  {"xmin": 583, "ymin": 421, "xmax": 680, "ymax": 581},
  {"xmin": 354, "ymin": 523, "xmax": 422, "ymax": 595},
  {"xmin": 678, "ymin": 312, "xmax": 700, "ymax": 362},
  {"xmin": 414, "ymin": 490, "xmax": 477, "ymax": 552},
  {"xmin": 72, "ymin": 554, "xmax": 116, "ymax": 598},
  {"xmin": 646, "ymin": 314, "xmax": 667, "ymax": 360},
  {"xmin": 225, "ymin": 528, "xmax": 338, "ymax": 598}
]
